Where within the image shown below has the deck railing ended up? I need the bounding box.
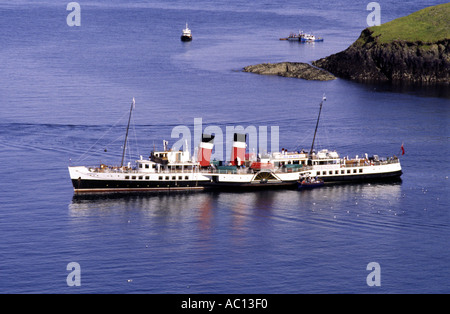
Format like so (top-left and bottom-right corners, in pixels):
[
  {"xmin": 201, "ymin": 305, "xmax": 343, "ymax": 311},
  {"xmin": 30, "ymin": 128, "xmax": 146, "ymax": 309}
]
[{"xmin": 89, "ymin": 157, "xmax": 399, "ymax": 174}]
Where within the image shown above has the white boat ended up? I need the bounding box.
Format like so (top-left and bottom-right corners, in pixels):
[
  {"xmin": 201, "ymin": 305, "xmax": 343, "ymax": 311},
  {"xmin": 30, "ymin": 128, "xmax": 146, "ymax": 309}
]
[
  {"xmin": 181, "ymin": 23, "xmax": 192, "ymax": 41},
  {"xmin": 281, "ymin": 30, "xmax": 324, "ymax": 42},
  {"xmin": 300, "ymin": 33, "xmax": 324, "ymax": 42}
]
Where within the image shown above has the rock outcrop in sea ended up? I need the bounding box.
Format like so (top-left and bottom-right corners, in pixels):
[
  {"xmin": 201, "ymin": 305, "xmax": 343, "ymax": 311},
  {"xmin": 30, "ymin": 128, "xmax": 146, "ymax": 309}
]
[
  {"xmin": 313, "ymin": 3, "xmax": 450, "ymax": 84},
  {"xmin": 243, "ymin": 62, "xmax": 336, "ymax": 81}
]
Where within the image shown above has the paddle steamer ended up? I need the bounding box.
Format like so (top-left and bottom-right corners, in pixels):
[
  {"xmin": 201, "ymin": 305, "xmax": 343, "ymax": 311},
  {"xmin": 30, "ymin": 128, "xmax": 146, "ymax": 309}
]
[{"xmin": 69, "ymin": 97, "xmax": 402, "ymax": 194}]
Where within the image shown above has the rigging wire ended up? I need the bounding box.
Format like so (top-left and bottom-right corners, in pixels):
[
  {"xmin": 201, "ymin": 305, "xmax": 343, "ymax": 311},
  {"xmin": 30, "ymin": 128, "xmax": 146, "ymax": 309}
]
[
  {"xmin": 131, "ymin": 110, "xmax": 140, "ymax": 161},
  {"xmin": 290, "ymin": 96, "xmax": 330, "ymax": 153},
  {"xmin": 75, "ymin": 109, "xmax": 129, "ymax": 164}
]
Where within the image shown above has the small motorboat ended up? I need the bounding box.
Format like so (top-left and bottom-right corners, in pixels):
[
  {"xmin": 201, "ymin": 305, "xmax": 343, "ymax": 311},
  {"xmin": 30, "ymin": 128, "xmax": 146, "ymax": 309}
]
[
  {"xmin": 300, "ymin": 33, "xmax": 324, "ymax": 42},
  {"xmin": 298, "ymin": 177, "xmax": 324, "ymax": 189},
  {"xmin": 181, "ymin": 23, "xmax": 192, "ymax": 41},
  {"xmin": 280, "ymin": 30, "xmax": 324, "ymax": 42}
]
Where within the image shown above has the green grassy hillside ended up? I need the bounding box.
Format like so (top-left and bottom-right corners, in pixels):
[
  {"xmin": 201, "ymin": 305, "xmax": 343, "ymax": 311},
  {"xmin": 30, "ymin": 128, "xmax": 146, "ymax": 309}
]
[{"xmin": 368, "ymin": 3, "xmax": 450, "ymax": 44}]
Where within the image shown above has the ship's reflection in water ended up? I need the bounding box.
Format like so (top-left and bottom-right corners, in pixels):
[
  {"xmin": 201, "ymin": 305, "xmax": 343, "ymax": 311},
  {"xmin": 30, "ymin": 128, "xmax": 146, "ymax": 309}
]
[
  {"xmin": 69, "ymin": 182, "xmax": 403, "ymax": 237},
  {"xmin": 68, "ymin": 189, "xmax": 279, "ymax": 236},
  {"xmin": 67, "ymin": 183, "xmax": 406, "ymax": 293}
]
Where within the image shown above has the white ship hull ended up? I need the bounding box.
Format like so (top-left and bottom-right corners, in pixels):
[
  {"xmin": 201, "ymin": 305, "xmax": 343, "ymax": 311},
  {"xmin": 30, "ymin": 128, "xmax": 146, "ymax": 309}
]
[
  {"xmin": 69, "ymin": 159, "xmax": 401, "ymax": 194},
  {"xmin": 69, "ymin": 165, "xmax": 304, "ymax": 193}
]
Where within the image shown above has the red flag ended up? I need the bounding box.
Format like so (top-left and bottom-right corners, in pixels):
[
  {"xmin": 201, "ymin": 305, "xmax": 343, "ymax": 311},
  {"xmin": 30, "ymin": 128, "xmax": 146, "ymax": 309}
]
[{"xmin": 401, "ymin": 143, "xmax": 405, "ymax": 155}]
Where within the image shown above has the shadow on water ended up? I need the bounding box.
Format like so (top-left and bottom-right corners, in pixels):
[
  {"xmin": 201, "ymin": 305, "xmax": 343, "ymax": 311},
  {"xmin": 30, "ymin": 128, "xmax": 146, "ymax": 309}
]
[
  {"xmin": 67, "ymin": 181, "xmax": 405, "ymax": 243},
  {"xmin": 358, "ymin": 80, "xmax": 450, "ymax": 99},
  {"xmin": 69, "ymin": 180, "xmax": 403, "ymax": 208}
]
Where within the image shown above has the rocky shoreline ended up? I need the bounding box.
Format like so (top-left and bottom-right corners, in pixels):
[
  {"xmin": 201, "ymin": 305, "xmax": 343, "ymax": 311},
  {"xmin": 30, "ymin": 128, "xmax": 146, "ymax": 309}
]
[
  {"xmin": 313, "ymin": 4, "xmax": 449, "ymax": 84},
  {"xmin": 313, "ymin": 30, "xmax": 449, "ymax": 84},
  {"xmin": 243, "ymin": 62, "xmax": 336, "ymax": 81}
]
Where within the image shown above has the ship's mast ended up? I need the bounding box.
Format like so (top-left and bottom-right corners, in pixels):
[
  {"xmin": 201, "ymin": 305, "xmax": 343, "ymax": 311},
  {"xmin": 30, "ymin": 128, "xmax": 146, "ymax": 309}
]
[
  {"xmin": 120, "ymin": 97, "xmax": 135, "ymax": 167},
  {"xmin": 309, "ymin": 94, "xmax": 326, "ymax": 157}
]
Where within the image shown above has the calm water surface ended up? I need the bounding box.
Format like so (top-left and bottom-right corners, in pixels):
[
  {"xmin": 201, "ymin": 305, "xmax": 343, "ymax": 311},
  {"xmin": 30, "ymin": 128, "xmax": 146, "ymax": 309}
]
[{"xmin": 0, "ymin": 0, "xmax": 448, "ymax": 293}]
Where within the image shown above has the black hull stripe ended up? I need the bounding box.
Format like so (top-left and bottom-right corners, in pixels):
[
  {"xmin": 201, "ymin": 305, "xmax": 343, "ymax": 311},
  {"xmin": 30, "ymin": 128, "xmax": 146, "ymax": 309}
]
[
  {"xmin": 74, "ymin": 186, "xmax": 205, "ymax": 193},
  {"xmin": 72, "ymin": 171, "xmax": 402, "ymax": 193},
  {"xmin": 72, "ymin": 179, "xmax": 205, "ymax": 190},
  {"xmin": 321, "ymin": 170, "xmax": 403, "ymax": 183},
  {"xmin": 72, "ymin": 179, "xmax": 298, "ymax": 193}
]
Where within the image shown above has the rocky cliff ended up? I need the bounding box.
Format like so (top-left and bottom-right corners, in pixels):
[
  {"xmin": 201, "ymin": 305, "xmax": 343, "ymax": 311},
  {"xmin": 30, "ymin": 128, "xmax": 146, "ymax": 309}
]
[{"xmin": 313, "ymin": 3, "xmax": 450, "ymax": 84}]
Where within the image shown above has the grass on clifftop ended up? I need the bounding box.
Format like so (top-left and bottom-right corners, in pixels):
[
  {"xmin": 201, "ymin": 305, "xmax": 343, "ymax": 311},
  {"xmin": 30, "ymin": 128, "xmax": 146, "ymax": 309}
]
[{"xmin": 367, "ymin": 3, "xmax": 450, "ymax": 44}]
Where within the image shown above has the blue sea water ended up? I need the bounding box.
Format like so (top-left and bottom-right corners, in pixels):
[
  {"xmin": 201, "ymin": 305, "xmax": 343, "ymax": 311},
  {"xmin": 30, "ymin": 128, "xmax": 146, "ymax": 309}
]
[{"xmin": 0, "ymin": 0, "xmax": 449, "ymax": 294}]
